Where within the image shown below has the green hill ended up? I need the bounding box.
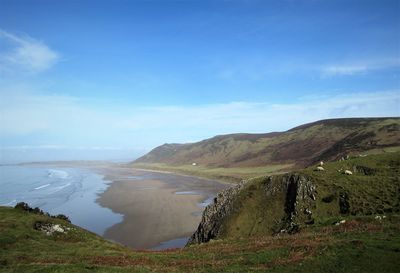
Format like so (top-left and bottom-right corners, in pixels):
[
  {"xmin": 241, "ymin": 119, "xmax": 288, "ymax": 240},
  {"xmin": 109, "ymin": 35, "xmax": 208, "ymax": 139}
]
[
  {"xmin": 132, "ymin": 117, "xmax": 400, "ymax": 182},
  {"xmin": 134, "ymin": 118, "xmax": 400, "ymax": 168},
  {"xmin": 1, "ymin": 152, "xmax": 400, "ymax": 272}
]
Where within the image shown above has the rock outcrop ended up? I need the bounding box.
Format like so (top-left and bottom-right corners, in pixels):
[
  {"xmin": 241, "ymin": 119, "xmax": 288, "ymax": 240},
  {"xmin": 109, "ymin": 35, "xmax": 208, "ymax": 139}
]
[
  {"xmin": 187, "ymin": 174, "xmax": 317, "ymax": 245},
  {"xmin": 34, "ymin": 221, "xmax": 71, "ymax": 235},
  {"xmin": 264, "ymin": 174, "xmax": 316, "ymax": 233},
  {"xmin": 187, "ymin": 181, "xmax": 246, "ymax": 245},
  {"xmin": 353, "ymin": 165, "xmax": 376, "ymax": 175}
]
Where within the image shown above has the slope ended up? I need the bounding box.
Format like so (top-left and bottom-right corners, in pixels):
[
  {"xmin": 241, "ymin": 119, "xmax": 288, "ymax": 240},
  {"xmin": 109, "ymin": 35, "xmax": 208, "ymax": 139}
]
[{"xmin": 134, "ymin": 118, "xmax": 400, "ymax": 172}]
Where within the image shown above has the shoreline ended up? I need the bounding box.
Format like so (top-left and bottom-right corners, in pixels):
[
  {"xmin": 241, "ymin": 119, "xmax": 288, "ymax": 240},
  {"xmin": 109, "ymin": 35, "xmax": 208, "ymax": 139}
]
[
  {"xmin": 4, "ymin": 160, "xmax": 231, "ymax": 249},
  {"xmin": 130, "ymin": 163, "xmax": 242, "ymax": 183},
  {"xmin": 96, "ymin": 167, "xmax": 229, "ymax": 249},
  {"xmin": 15, "ymin": 160, "xmax": 235, "ymax": 185},
  {"xmin": 131, "ymin": 167, "xmax": 235, "ymax": 186},
  {"xmin": 0, "ymin": 164, "xmax": 123, "ymax": 236},
  {"xmin": 130, "ymin": 162, "xmax": 292, "ymax": 184}
]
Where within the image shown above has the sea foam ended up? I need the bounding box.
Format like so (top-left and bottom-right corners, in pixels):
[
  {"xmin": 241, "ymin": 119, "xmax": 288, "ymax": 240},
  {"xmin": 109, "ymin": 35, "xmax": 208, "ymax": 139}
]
[
  {"xmin": 48, "ymin": 169, "xmax": 69, "ymax": 179},
  {"xmin": 34, "ymin": 184, "xmax": 51, "ymax": 190}
]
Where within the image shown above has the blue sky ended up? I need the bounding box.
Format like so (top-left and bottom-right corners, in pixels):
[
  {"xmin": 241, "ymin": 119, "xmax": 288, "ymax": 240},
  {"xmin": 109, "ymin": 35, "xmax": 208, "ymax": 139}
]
[{"xmin": 0, "ymin": 0, "xmax": 399, "ymax": 162}]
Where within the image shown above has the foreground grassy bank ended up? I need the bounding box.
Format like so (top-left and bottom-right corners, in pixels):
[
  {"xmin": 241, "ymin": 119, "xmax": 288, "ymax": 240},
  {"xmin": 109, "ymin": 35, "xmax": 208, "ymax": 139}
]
[{"xmin": 1, "ymin": 206, "xmax": 399, "ymax": 272}]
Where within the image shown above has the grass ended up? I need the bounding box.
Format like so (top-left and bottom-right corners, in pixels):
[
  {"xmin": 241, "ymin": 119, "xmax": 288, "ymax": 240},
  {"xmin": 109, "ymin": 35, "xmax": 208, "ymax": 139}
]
[
  {"xmin": 131, "ymin": 162, "xmax": 292, "ymax": 183},
  {"xmin": 207, "ymin": 151, "xmax": 400, "ymax": 239},
  {"xmin": 359, "ymin": 145, "xmax": 400, "ymax": 155},
  {"xmin": 302, "ymin": 152, "xmax": 400, "ymax": 218},
  {"xmin": 0, "ymin": 206, "xmax": 399, "ymax": 272}
]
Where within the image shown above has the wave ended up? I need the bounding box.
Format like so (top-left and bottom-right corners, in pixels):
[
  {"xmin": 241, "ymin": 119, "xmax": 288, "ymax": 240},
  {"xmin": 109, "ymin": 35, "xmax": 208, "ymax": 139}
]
[
  {"xmin": 58, "ymin": 183, "xmax": 71, "ymax": 190},
  {"xmin": 34, "ymin": 184, "xmax": 51, "ymax": 190},
  {"xmin": 48, "ymin": 183, "xmax": 72, "ymax": 194},
  {"xmin": 175, "ymin": 191, "xmax": 200, "ymax": 195},
  {"xmin": 199, "ymin": 196, "xmax": 214, "ymax": 208},
  {"xmin": 47, "ymin": 169, "xmax": 69, "ymax": 179}
]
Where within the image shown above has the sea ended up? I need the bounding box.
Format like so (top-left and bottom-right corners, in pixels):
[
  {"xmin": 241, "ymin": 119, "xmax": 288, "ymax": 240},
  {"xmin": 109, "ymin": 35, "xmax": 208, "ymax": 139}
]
[{"xmin": 0, "ymin": 165, "xmax": 122, "ymax": 236}]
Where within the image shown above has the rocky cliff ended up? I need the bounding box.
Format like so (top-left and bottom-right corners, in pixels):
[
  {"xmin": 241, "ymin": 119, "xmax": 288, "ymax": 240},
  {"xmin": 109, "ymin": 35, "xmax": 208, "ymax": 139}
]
[
  {"xmin": 187, "ymin": 181, "xmax": 246, "ymax": 245},
  {"xmin": 264, "ymin": 174, "xmax": 317, "ymax": 234},
  {"xmin": 188, "ymin": 173, "xmax": 318, "ymax": 245}
]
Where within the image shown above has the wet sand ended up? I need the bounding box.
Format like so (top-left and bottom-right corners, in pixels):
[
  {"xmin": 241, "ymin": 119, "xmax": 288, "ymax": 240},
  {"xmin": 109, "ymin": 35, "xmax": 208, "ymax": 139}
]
[
  {"xmin": 18, "ymin": 161, "xmax": 230, "ymax": 249},
  {"xmin": 96, "ymin": 166, "xmax": 229, "ymax": 249}
]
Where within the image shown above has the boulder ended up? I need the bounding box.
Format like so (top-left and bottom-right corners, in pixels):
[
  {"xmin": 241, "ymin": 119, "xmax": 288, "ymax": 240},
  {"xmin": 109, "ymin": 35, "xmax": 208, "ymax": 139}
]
[{"xmin": 34, "ymin": 221, "xmax": 70, "ymax": 236}]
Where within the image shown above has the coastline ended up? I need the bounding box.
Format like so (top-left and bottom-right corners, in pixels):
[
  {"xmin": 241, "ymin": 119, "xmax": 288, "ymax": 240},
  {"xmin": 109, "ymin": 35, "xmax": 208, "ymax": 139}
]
[
  {"xmin": 130, "ymin": 163, "xmax": 242, "ymax": 183},
  {"xmin": 0, "ymin": 164, "xmax": 123, "ymax": 236},
  {"xmin": 9, "ymin": 160, "xmax": 231, "ymax": 249},
  {"xmin": 95, "ymin": 166, "xmax": 229, "ymax": 249},
  {"xmin": 131, "ymin": 166, "xmax": 235, "ymax": 187}
]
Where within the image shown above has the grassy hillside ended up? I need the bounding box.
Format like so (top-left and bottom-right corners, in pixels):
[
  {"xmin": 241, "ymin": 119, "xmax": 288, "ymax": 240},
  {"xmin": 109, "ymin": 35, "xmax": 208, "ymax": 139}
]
[
  {"xmin": 195, "ymin": 152, "xmax": 400, "ymax": 241},
  {"xmin": 1, "ymin": 206, "xmax": 400, "ymax": 272},
  {"xmin": 133, "ymin": 118, "xmax": 400, "ymax": 178}
]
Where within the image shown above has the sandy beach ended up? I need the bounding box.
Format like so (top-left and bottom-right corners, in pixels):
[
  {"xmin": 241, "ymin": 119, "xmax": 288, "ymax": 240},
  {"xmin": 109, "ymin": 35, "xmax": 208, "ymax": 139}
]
[
  {"xmin": 16, "ymin": 161, "xmax": 230, "ymax": 249},
  {"xmin": 94, "ymin": 164, "xmax": 230, "ymax": 249}
]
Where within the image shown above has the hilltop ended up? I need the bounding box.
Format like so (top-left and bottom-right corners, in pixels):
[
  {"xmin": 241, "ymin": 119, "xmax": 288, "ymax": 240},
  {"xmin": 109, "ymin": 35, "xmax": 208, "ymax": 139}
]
[
  {"xmin": 1, "ymin": 152, "xmax": 400, "ymax": 272},
  {"xmin": 132, "ymin": 117, "xmax": 400, "ymax": 181}
]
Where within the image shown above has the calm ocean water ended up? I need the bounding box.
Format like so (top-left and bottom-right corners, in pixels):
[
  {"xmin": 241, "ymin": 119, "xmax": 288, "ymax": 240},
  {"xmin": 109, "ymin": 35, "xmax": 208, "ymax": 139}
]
[{"xmin": 0, "ymin": 165, "xmax": 122, "ymax": 236}]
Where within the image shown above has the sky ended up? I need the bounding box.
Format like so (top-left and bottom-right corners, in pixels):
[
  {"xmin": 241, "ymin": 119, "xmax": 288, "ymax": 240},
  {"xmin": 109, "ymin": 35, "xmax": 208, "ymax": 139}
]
[{"xmin": 0, "ymin": 0, "xmax": 399, "ymax": 163}]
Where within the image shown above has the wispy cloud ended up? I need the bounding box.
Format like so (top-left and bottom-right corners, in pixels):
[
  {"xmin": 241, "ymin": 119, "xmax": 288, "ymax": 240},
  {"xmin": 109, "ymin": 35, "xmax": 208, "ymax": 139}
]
[
  {"xmin": 1, "ymin": 90, "xmax": 399, "ymax": 152},
  {"xmin": 322, "ymin": 65, "xmax": 369, "ymax": 76},
  {"xmin": 214, "ymin": 57, "xmax": 400, "ymax": 81},
  {"xmin": 321, "ymin": 59, "xmax": 400, "ymax": 77},
  {"xmin": 0, "ymin": 29, "xmax": 59, "ymax": 74}
]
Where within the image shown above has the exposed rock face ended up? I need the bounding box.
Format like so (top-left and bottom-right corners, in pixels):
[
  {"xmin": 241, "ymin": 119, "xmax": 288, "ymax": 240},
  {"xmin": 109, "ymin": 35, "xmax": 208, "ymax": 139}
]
[
  {"xmin": 187, "ymin": 174, "xmax": 317, "ymax": 245},
  {"xmin": 339, "ymin": 192, "xmax": 350, "ymax": 214},
  {"xmin": 186, "ymin": 181, "xmax": 246, "ymax": 245},
  {"xmin": 353, "ymin": 165, "xmax": 376, "ymax": 175},
  {"xmin": 34, "ymin": 221, "xmax": 71, "ymax": 236},
  {"xmin": 265, "ymin": 174, "xmax": 316, "ymax": 233}
]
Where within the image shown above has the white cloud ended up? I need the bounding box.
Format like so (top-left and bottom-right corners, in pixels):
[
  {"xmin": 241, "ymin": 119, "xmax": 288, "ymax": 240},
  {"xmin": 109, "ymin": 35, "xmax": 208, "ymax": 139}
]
[
  {"xmin": 1, "ymin": 90, "xmax": 399, "ymax": 152},
  {"xmin": 0, "ymin": 29, "xmax": 59, "ymax": 74},
  {"xmin": 322, "ymin": 65, "xmax": 368, "ymax": 76},
  {"xmin": 214, "ymin": 57, "xmax": 400, "ymax": 80},
  {"xmin": 321, "ymin": 59, "xmax": 400, "ymax": 77}
]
